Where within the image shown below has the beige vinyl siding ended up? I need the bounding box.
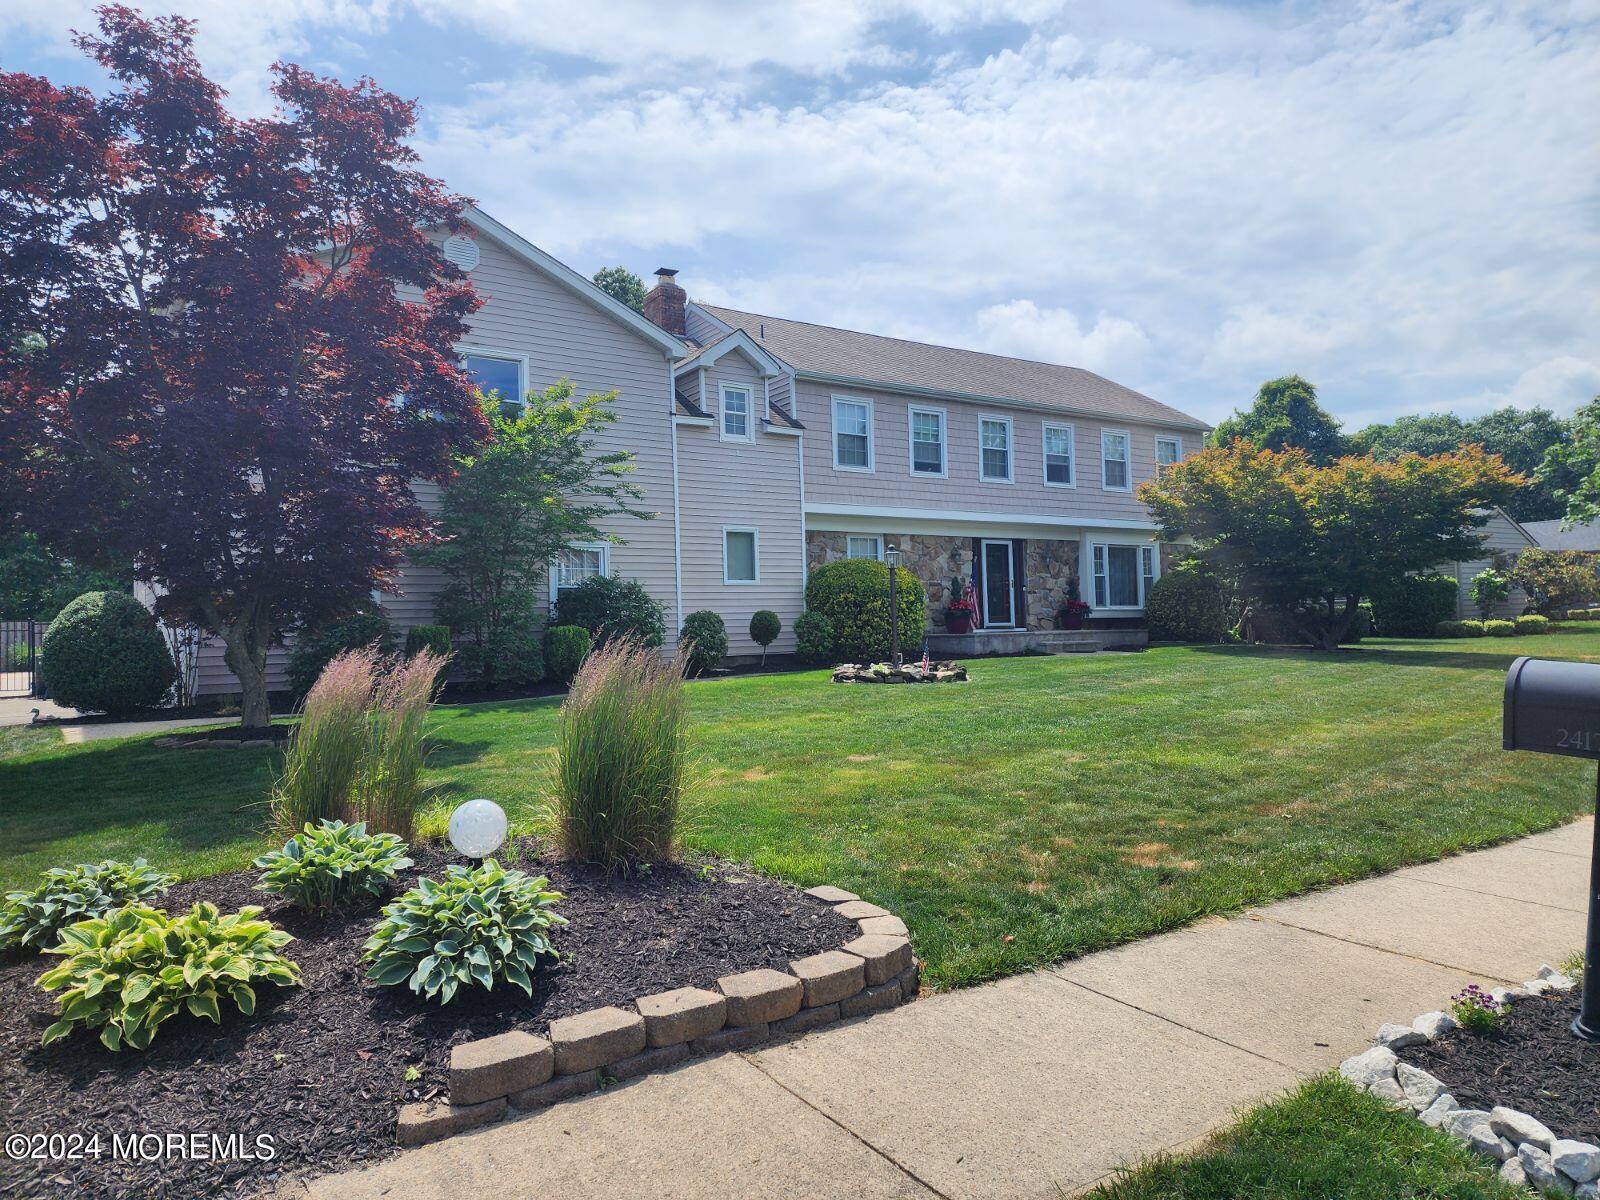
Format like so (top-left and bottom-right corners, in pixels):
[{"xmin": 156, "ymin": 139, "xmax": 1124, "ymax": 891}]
[
  {"xmin": 1452, "ymin": 510, "xmax": 1534, "ymax": 619},
  {"xmin": 685, "ymin": 305, "xmax": 731, "ymax": 346},
  {"xmin": 765, "ymin": 371, "xmax": 795, "ymax": 417},
  {"xmin": 677, "ymin": 351, "xmax": 804, "ymax": 655}
]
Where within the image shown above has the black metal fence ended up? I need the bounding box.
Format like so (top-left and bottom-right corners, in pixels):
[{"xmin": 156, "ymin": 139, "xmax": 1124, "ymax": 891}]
[{"xmin": 1, "ymin": 620, "xmax": 41, "ymax": 697}]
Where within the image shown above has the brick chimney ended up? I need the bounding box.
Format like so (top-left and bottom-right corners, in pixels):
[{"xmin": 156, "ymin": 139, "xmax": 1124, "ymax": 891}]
[{"xmin": 642, "ymin": 268, "xmax": 686, "ymax": 336}]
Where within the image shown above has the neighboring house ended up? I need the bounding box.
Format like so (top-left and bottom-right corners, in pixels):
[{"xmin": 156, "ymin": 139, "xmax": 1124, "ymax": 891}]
[
  {"xmin": 1522, "ymin": 518, "xmax": 1600, "ymax": 553},
  {"xmin": 180, "ymin": 210, "xmax": 1211, "ymax": 696},
  {"xmin": 1446, "ymin": 507, "xmax": 1537, "ymax": 619}
]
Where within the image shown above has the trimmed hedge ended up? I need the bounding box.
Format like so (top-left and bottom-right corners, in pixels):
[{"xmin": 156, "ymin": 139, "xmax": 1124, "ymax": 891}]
[
  {"xmin": 1370, "ymin": 575, "xmax": 1458, "ymax": 638},
  {"xmin": 40, "ymin": 591, "xmax": 176, "ymax": 713},
  {"xmin": 287, "ymin": 611, "xmax": 394, "ymax": 697},
  {"xmin": 794, "ymin": 610, "xmax": 836, "ymax": 665},
  {"xmin": 680, "ymin": 610, "xmax": 728, "ymax": 676},
  {"xmin": 1144, "ymin": 563, "xmax": 1228, "ymax": 643},
  {"xmin": 1513, "ymin": 614, "xmax": 1550, "ymax": 635},
  {"xmin": 454, "ymin": 628, "xmax": 543, "ymax": 687},
  {"xmin": 553, "ymin": 575, "xmax": 666, "ymax": 649},
  {"xmin": 1484, "ymin": 619, "xmax": 1516, "ymax": 637},
  {"xmin": 544, "ymin": 625, "xmax": 591, "ymax": 684},
  {"xmin": 403, "ymin": 624, "xmax": 451, "ymax": 658},
  {"xmin": 803, "ymin": 559, "xmax": 925, "ymax": 664}
]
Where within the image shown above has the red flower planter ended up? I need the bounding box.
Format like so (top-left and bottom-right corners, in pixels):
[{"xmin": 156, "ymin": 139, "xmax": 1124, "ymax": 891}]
[{"xmin": 946, "ymin": 613, "xmax": 974, "ymax": 635}]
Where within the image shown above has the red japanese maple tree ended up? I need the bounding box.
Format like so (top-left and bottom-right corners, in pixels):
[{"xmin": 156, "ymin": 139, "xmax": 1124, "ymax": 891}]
[{"xmin": 0, "ymin": 7, "xmax": 489, "ymax": 727}]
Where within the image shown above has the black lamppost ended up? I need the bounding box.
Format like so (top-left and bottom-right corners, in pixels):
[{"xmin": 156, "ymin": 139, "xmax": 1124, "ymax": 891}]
[{"xmin": 885, "ymin": 544, "xmax": 902, "ymax": 666}]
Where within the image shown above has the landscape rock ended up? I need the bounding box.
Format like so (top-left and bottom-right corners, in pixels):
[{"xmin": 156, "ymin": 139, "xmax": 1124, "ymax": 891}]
[
  {"xmin": 1419, "ymin": 1093, "xmax": 1458, "ymax": 1128},
  {"xmin": 1576, "ymin": 1184, "xmax": 1600, "ymax": 1200},
  {"xmin": 396, "ymin": 1097, "xmax": 506, "ymax": 1147},
  {"xmin": 549, "ymin": 1006, "xmax": 647, "ymax": 1075},
  {"xmin": 1490, "ymin": 986, "xmax": 1515, "ymax": 1005},
  {"xmin": 834, "ymin": 900, "xmax": 890, "ymax": 920},
  {"xmin": 1553, "ymin": 1140, "xmax": 1600, "ymax": 1185},
  {"xmin": 1547, "ymin": 972, "xmax": 1578, "ymax": 991},
  {"xmin": 716, "ymin": 968, "xmax": 804, "ymax": 1025},
  {"xmin": 857, "ymin": 914, "xmax": 910, "ymax": 938},
  {"xmin": 892, "ymin": 961, "xmax": 921, "ymax": 1001},
  {"xmin": 841, "ymin": 934, "xmax": 914, "ymax": 986},
  {"xmin": 449, "ymin": 1030, "xmax": 553, "ymax": 1105},
  {"xmin": 1412, "ymin": 1011, "xmax": 1457, "ymax": 1039},
  {"xmin": 1374, "ymin": 1022, "xmax": 1426, "ymax": 1050},
  {"xmin": 1441, "ymin": 1108, "xmax": 1493, "ymax": 1141},
  {"xmin": 690, "ymin": 1022, "xmax": 770, "ymax": 1056},
  {"xmin": 1503, "ymin": 1157, "xmax": 1529, "ymax": 1187},
  {"xmin": 773, "ymin": 1002, "xmax": 841, "ymax": 1038},
  {"xmin": 635, "ymin": 986, "xmax": 727, "ymax": 1047},
  {"xmin": 804, "ymin": 885, "xmax": 859, "ymax": 904},
  {"xmin": 1368, "ymin": 1078, "xmax": 1408, "ymax": 1108},
  {"xmin": 1520, "ymin": 1143, "xmax": 1570, "ymax": 1195},
  {"xmin": 607, "ymin": 1041, "xmax": 691, "ymax": 1082},
  {"xmin": 509, "ymin": 1069, "xmax": 600, "ymax": 1110},
  {"xmin": 1493, "ymin": 1106, "xmax": 1557, "ymax": 1152},
  {"xmin": 1338, "ymin": 1045, "xmax": 1398, "ymax": 1090},
  {"xmin": 1397, "ymin": 1062, "xmax": 1445, "ymax": 1111},
  {"xmin": 841, "ymin": 980, "xmax": 903, "ymax": 1019},
  {"xmin": 788, "ymin": 950, "xmax": 866, "ymax": 1007},
  {"xmin": 1468, "ymin": 1126, "xmax": 1514, "ymax": 1162}
]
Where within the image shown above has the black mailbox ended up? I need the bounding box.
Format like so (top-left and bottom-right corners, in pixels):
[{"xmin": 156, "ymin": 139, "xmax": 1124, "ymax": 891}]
[
  {"xmin": 1502, "ymin": 656, "xmax": 1600, "ymax": 1042},
  {"xmin": 1504, "ymin": 656, "xmax": 1600, "ymax": 759}
]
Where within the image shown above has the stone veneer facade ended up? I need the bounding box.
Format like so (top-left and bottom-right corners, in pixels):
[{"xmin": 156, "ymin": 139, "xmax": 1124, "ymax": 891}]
[{"xmin": 806, "ymin": 532, "xmax": 1081, "ymax": 632}]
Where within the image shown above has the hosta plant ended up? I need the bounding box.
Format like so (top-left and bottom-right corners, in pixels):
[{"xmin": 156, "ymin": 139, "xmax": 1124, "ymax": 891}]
[
  {"xmin": 253, "ymin": 819, "xmax": 414, "ymax": 912},
  {"xmin": 363, "ymin": 860, "xmax": 565, "ymax": 1004},
  {"xmin": 1, "ymin": 858, "xmax": 177, "ymax": 952},
  {"xmin": 37, "ymin": 903, "xmax": 300, "ymax": 1051}
]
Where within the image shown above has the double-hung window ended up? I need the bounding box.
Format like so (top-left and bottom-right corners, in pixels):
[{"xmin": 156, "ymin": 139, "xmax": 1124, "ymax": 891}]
[
  {"xmin": 979, "ymin": 416, "xmax": 1013, "ymax": 482},
  {"xmin": 1089, "ymin": 543, "xmax": 1157, "ymax": 609},
  {"xmin": 1101, "ymin": 430, "xmax": 1131, "ymax": 491},
  {"xmin": 1043, "ymin": 423, "xmax": 1075, "ymax": 487},
  {"xmin": 833, "ymin": 397, "xmax": 873, "ymax": 470},
  {"xmin": 846, "ymin": 535, "xmax": 883, "ymax": 560},
  {"xmin": 908, "ymin": 406, "xmax": 946, "ymax": 476},
  {"xmin": 721, "ymin": 384, "xmax": 752, "ymax": 441},
  {"xmin": 723, "ymin": 528, "xmax": 759, "ymax": 584},
  {"xmin": 1156, "ymin": 435, "xmax": 1182, "ymax": 473},
  {"xmin": 551, "ymin": 544, "xmax": 607, "ymax": 607},
  {"xmin": 463, "ymin": 351, "xmax": 525, "ymax": 416}
]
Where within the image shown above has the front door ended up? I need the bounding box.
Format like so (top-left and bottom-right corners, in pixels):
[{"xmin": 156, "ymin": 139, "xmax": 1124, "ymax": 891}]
[{"xmin": 981, "ymin": 539, "xmax": 1016, "ymax": 627}]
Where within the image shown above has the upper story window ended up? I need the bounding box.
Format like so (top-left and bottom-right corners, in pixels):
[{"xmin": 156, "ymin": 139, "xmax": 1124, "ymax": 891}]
[
  {"xmin": 908, "ymin": 406, "xmax": 946, "ymax": 477},
  {"xmin": 833, "ymin": 397, "xmax": 874, "ymax": 471},
  {"xmin": 846, "ymin": 535, "xmax": 883, "ymax": 560},
  {"xmin": 721, "ymin": 384, "xmax": 752, "ymax": 441},
  {"xmin": 1043, "ymin": 422, "xmax": 1075, "ymax": 487},
  {"xmin": 979, "ymin": 416, "xmax": 1013, "ymax": 482},
  {"xmin": 723, "ymin": 528, "xmax": 759, "ymax": 584},
  {"xmin": 1156, "ymin": 435, "xmax": 1182, "ymax": 472},
  {"xmin": 463, "ymin": 351, "xmax": 525, "ymax": 416},
  {"xmin": 1101, "ymin": 430, "xmax": 1131, "ymax": 491}
]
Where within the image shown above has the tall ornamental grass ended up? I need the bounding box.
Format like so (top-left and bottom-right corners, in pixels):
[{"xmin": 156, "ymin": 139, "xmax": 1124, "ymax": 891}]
[
  {"xmin": 551, "ymin": 636, "xmax": 688, "ymax": 868},
  {"xmin": 270, "ymin": 648, "xmax": 445, "ymax": 839}
]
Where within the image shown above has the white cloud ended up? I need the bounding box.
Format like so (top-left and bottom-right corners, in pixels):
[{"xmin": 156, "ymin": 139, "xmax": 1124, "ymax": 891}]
[
  {"xmin": 1504, "ymin": 357, "xmax": 1600, "ymax": 414},
  {"xmin": 974, "ymin": 300, "xmax": 1150, "ymax": 376}
]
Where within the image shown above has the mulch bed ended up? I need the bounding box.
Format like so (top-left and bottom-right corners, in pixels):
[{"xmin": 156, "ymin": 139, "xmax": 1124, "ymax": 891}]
[
  {"xmin": 1404, "ymin": 988, "xmax": 1600, "ymax": 1143},
  {"xmin": 0, "ymin": 838, "xmax": 855, "ymax": 1200}
]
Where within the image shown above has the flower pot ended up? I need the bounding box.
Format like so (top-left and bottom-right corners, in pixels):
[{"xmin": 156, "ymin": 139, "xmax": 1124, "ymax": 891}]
[
  {"xmin": 1059, "ymin": 612, "xmax": 1085, "ymax": 631},
  {"xmin": 946, "ymin": 613, "xmax": 974, "ymax": 635}
]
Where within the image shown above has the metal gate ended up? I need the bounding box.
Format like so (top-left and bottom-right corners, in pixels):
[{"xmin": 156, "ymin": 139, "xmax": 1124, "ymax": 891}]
[{"xmin": 1, "ymin": 620, "xmax": 41, "ymax": 697}]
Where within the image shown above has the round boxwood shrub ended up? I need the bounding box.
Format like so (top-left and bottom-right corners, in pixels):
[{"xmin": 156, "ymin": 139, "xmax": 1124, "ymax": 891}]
[
  {"xmin": 1435, "ymin": 620, "xmax": 1471, "ymax": 638},
  {"xmin": 803, "ymin": 560, "xmax": 925, "ymax": 664},
  {"xmin": 794, "ymin": 610, "xmax": 836, "ymax": 665},
  {"xmin": 553, "ymin": 575, "xmax": 666, "ymax": 648},
  {"xmin": 453, "ymin": 628, "xmax": 543, "ymax": 688},
  {"xmin": 680, "ymin": 610, "xmax": 728, "ymax": 676},
  {"xmin": 749, "ymin": 610, "xmax": 782, "ymax": 665},
  {"xmin": 1513, "ymin": 614, "xmax": 1549, "ymax": 635},
  {"xmin": 403, "ymin": 624, "xmax": 451, "ymax": 659},
  {"xmin": 40, "ymin": 591, "xmax": 176, "ymax": 713},
  {"xmin": 1459, "ymin": 619, "xmax": 1487, "ymax": 636},
  {"xmin": 287, "ymin": 610, "xmax": 394, "ymax": 697},
  {"xmin": 1483, "ymin": 619, "xmax": 1516, "ymax": 637},
  {"xmin": 1369, "ymin": 575, "xmax": 1458, "ymax": 638},
  {"xmin": 544, "ymin": 624, "xmax": 591, "ymax": 684},
  {"xmin": 1144, "ymin": 562, "xmax": 1228, "ymax": 643}
]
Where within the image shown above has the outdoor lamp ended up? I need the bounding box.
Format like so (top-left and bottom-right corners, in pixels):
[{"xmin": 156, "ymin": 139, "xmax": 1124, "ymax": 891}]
[
  {"xmin": 885, "ymin": 544, "xmax": 902, "ymax": 666},
  {"xmin": 448, "ymin": 798, "xmax": 508, "ymax": 861}
]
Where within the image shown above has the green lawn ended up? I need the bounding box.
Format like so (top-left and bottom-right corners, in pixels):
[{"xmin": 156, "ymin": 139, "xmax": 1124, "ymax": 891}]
[
  {"xmin": 2, "ymin": 630, "xmax": 1594, "ymax": 989},
  {"xmin": 1087, "ymin": 1076, "xmax": 1521, "ymax": 1199}
]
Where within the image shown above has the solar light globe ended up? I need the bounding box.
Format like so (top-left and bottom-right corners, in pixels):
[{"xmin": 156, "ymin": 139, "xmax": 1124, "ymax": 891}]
[{"xmin": 448, "ymin": 798, "xmax": 507, "ymax": 859}]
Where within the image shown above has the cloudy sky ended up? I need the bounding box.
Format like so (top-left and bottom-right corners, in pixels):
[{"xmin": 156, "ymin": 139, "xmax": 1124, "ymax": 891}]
[{"xmin": 5, "ymin": 0, "xmax": 1598, "ymax": 428}]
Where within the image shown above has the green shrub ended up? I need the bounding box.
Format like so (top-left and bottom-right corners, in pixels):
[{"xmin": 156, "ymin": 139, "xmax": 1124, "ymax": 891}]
[
  {"xmin": 1369, "ymin": 575, "xmax": 1458, "ymax": 638},
  {"xmin": 3, "ymin": 640, "xmax": 31, "ymax": 672},
  {"xmin": 1144, "ymin": 562, "xmax": 1228, "ymax": 643},
  {"xmin": 552, "ymin": 636, "xmax": 687, "ymax": 868},
  {"xmin": 1434, "ymin": 620, "xmax": 1471, "ymax": 638},
  {"xmin": 794, "ymin": 610, "xmax": 836, "ymax": 664},
  {"xmin": 403, "ymin": 624, "xmax": 451, "ymax": 658},
  {"xmin": 544, "ymin": 624, "xmax": 591, "ymax": 684},
  {"xmin": 803, "ymin": 560, "xmax": 925, "ymax": 663},
  {"xmin": 1, "ymin": 858, "xmax": 177, "ymax": 952},
  {"xmin": 1514, "ymin": 614, "xmax": 1549, "ymax": 635},
  {"xmin": 680, "ymin": 610, "xmax": 728, "ymax": 676},
  {"xmin": 287, "ymin": 610, "xmax": 394, "ymax": 697},
  {"xmin": 553, "ymin": 575, "xmax": 666, "ymax": 648},
  {"xmin": 1566, "ymin": 609, "xmax": 1593, "ymax": 622},
  {"xmin": 1469, "ymin": 568, "xmax": 1511, "ymax": 619},
  {"xmin": 37, "ymin": 903, "xmax": 299, "ymax": 1051},
  {"xmin": 453, "ymin": 625, "xmax": 544, "ymax": 688},
  {"xmin": 363, "ymin": 860, "xmax": 565, "ymax": 1004},
  {"xmin": 1484, "ymin": 619, "xmax": 1516, "ymax": 637},
  {"xmin": 253, "ymin": 820, "xmax": 413, "ymax": 912},
  {"xmin": 749, "ymin": 610, "xmax": 781, "ymax": 665},
  {"xmin": 1459, "ymin": 619, "xmax": 1486, "ymax": 636},
  {"xmin": 1341, "ymin": 602, "xmax": 1374, "ymax": 644},
  {"xmin": 39, "ymin": 591, "xmax": 176, "ymax": 713}
]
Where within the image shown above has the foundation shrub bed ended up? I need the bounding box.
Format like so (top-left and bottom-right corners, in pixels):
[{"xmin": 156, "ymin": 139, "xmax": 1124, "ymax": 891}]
[
  {"xmin": 402, "ymin": 624, "xmax": 452, "ymax": 658},
  {"xmin": 1, "ymin": 858, "xmax": 176, "ymax": 952},
  {"xmin": 794, "ymin": 610, "xmax": 836, "ymax": 664},
  {"xmin": 1145, "ymin": 561, "xmax": 1229, "ymax": 643},
  {"xmin": 680, "ymin": 609, "xmax": 728, "ymax": 676},
  {"xmin": 1370, "ymin": 574, "xmax": 1459, "ymax": 638},
  {"xmin": 1514, "ymin": 614, "xmax": 1550, "ymax": 635},
  {"xmin": 39, "ymin": 591, "xmax": 176, "ymax": 714},
  {"xmin": 1484, "ymin": 619, "xmax": 1516, "ymax": 637},
  {"xmin": 1435, "ymin": 620, "xmax": 1485, "ymax": 638},
  {"xmin": 253, "ymin": 820, "xmax": 413, "ymax": 912},
  {"xmin": 286, "ymin": 611, "xmax": 394, "ymax": 698},
  {"xmin": 553, "ymin": 574, "xmax": 666, "ymax": 649},
  {"xmin": 803, "ymin": 559, "xmax": 925, "ymax": 664},
  {"xmin": 543, "ymin": 624, "xmax": 591, "ymax": 683}
]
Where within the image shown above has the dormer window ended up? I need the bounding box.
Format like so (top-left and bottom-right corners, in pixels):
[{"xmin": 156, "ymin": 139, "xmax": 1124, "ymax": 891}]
[{"xmin": 721, "ymin": 384, "xmax": 753, "ymax": 441}]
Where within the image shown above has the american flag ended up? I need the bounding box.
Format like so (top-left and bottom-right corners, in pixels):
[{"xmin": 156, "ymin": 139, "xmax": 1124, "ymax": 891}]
[{"xmin": 921, "ymin": 644, "xmax": 930, "ymax": 672}]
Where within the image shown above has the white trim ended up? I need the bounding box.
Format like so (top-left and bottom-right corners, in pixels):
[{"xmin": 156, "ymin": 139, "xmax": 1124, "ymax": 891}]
[
  {"xmin": 673, "ymin": 327, "xmax": 786, "ymax": 378},
  {"xmin": 846, "ymin": 534, "xmax": 884, "ymax": 560},
  {"xmin": 698, "ymin": 368, "xmax": 707, "ymax": 412},
  {"xmin": 907, "ymin": 404, "xmax": 948, "ymax": 478},
  {"xmin": 1101, "ymin": 428, "xmax": 1133, "ymax": 492},
  {"xmin": 458, "ymin": 346, "xmax": 528, "ymax": 410},
  {"xmin": 720, "ymin": 381, "xmax": 755, "ymax": 442},
  {"xmin": 831, "ymin": 394, "xmax": 875, "ymax": 472},
  {"xmin": 722, "ymin": 526, "xmax": 761, "ymax": 585},
  {"xmin": 668, "ymin": 359, "xmax": 684, "ymax": 633},
  {"xmin": 804, "ymin": 501, "xmax": 1161, "ymax": 533},
  {"xmin": 1086, "ymin": 538, "xmax": 1160, "ymax": 611},
  {"xmin": 979, "ymin": 538, "xmax": 1018, "ymax": 627},
  {"xmin": 978, "ymin": 414, "xmax": 1015, "ymax": 484},
  {"xmin": 762, "ymin": 422, "xmax": 803, "ymax": 437},
  {"xmin": 1042, "ymin": 421, "xmax": 1076, "ymax": 489},
  {"xmin": 463, "ymin": 208, "xmax": 688, "ymax": 358},
  {"xmin": 1155, "ymin": 434, "xmax": 1182, "ymax": 473},
  {"xmin": 673, "ymin": 415, "xmax": 714, "ymax": 428},
  {"xmin": 549, "ymin": 543, "xmax": 610, "ymax": 607},
  {"xmin": 796, "ymin": 427, "xmax": 808, "ymax": 583}
]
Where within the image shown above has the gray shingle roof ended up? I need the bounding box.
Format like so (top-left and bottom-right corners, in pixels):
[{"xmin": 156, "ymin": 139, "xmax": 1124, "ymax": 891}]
[
  {"xmin": 1522, "ymin": 518, "xmax": 1600, "ymax": 551},
  {"xmin": 698, "ymin": 303, "xmax": 1208, "ymax": 431}
]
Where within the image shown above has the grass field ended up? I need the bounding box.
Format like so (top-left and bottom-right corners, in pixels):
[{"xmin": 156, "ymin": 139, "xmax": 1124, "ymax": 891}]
[{"xmin": 2, "ymin": 630, "xmax": 1594, "ymax": 989}]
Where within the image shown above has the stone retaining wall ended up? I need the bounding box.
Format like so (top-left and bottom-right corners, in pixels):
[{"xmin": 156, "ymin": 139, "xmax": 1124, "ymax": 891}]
[{"xmin": 396, "ymin": 886, "xmax": 920, "ymax": 1148}]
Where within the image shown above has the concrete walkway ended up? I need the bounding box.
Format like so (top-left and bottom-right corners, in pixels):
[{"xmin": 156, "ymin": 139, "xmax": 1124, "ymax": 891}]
[{"xmin": 295, "ymin": 818, "xmax": 1595, "ymax": 1200}]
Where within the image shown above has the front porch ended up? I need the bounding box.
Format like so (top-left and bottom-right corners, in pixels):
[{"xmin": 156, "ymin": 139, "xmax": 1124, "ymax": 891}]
[{"xmin": 927, "ymin": 626, "xmax": 1147, "ymax": 656}]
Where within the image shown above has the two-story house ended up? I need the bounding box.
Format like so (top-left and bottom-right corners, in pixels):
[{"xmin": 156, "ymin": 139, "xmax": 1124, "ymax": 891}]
[{"xmin": 181, "ymin": 209, "xmax": 1210, "ymax": 696}]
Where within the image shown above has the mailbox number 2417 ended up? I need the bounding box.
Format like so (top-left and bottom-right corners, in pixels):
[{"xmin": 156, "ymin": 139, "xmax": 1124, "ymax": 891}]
[{"xmin": 1555, "ymin": 728, "xmax": 1600, "ymax": 753}]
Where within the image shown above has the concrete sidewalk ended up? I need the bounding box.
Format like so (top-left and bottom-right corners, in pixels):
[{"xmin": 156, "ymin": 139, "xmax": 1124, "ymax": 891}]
[{"xmin": 297, "ymin": 818, "xmax": 1594, "ymax": 1200}]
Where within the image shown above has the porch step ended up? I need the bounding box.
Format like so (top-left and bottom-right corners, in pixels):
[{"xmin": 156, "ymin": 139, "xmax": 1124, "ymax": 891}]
[{"xmin": 926, "ymin": 628, "xmax": 1147, "ymax": 657}]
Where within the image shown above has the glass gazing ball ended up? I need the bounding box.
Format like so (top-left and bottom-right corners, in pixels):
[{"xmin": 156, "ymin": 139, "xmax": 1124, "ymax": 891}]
[{"xmin": 448, "ymin": 798, "xmax": 507, "ymax": 859}]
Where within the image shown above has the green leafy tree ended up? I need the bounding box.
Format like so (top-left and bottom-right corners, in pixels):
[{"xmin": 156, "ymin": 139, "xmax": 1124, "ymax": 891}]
[
  {"xmin": 423, "ymin": 381, "xmax": 651, "ymax": 682},
  {"xmin": 1211, "ymin": 376, "xmax": 1347, "ymax": 464},
  {"xmin": 1509, "ymin": 547, "xmax": 1599, "ymax": 616},
  {"xmin": 0, "ymin": 532, "xmax": 127, "ymax": 621},
  {"xmin": 591, "ymin": 266, "xmax": 646, "ymax": 313},
  {"xmin": 1538, "ymin": 396, "xmax": 1600, "ymax": 525},
  {"xmin": 1348, "ymin": 413, "xmax": 1467, "ymax": 459},
  {"xmin": 1469, "ymin": 567, "xmax": 1510, "ymax": 619},
  {"xmin": 1140, "ymin": 443, "xmax": 1519, "ymax": 649}
]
